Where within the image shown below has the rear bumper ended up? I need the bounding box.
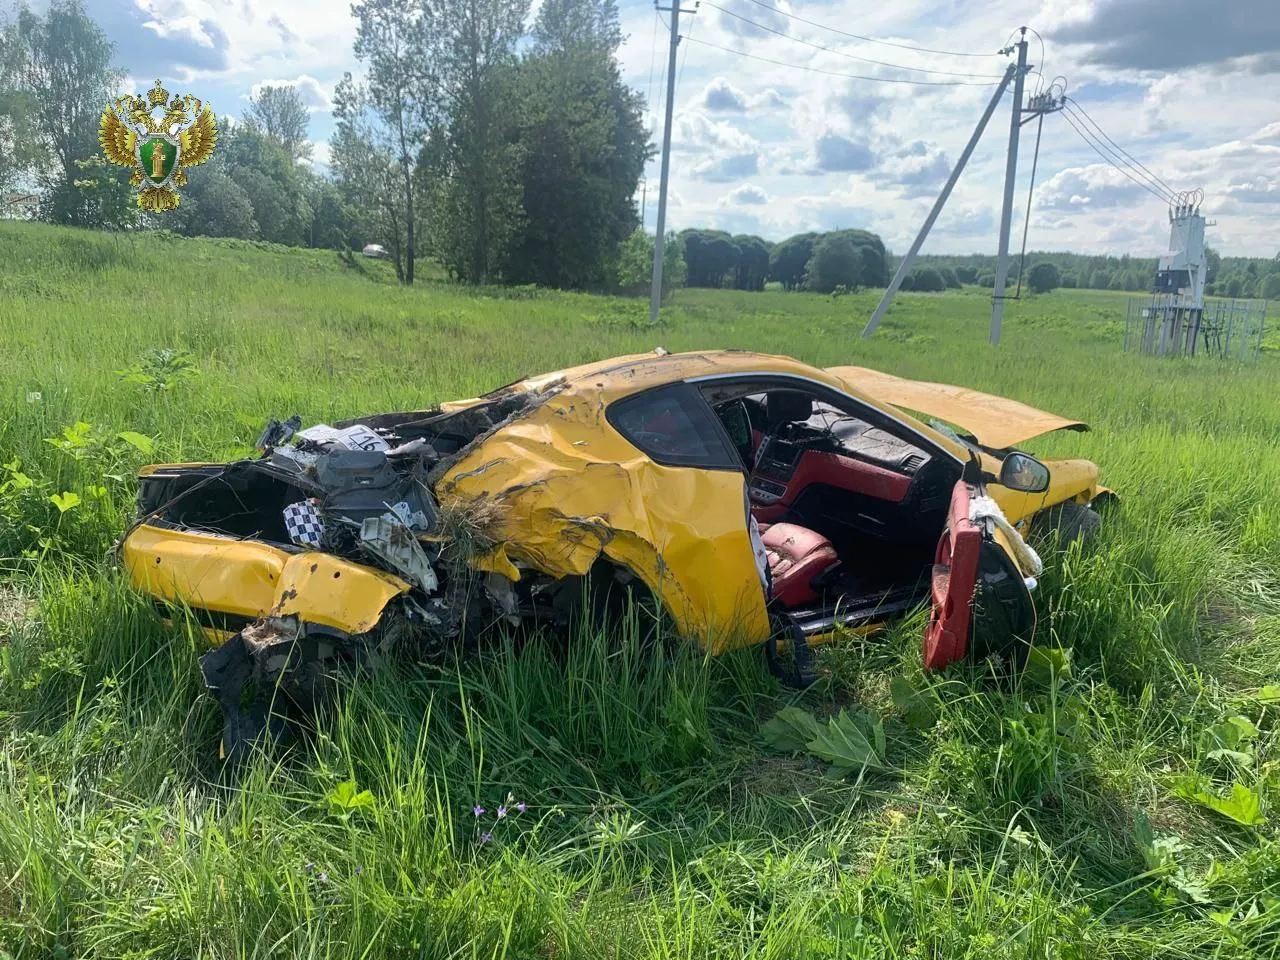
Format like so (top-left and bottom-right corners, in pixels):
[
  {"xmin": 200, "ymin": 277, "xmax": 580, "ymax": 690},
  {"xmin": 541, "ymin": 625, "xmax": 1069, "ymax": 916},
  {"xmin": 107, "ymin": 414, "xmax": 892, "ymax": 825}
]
[{"xmin": 121, "ymin": 523, "xmax": 410, "ymax": 637}]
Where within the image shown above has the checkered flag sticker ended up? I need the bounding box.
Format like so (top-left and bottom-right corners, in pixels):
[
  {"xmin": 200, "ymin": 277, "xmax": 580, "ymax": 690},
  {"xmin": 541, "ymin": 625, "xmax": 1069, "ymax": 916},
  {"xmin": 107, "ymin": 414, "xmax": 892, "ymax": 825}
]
[{"xmin": 283, "ymin": 499, "xmax": 325, "ymax": 548}]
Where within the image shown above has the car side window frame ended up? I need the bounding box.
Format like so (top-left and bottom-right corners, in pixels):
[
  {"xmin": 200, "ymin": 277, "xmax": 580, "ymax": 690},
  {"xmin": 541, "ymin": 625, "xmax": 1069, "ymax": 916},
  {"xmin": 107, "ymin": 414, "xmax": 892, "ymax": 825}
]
[
  {"xmin": 690, "ymin": 373, "xmax": 962, "ymax": 467},
  {"xmin": 606, "ymin": 381, "xmax": 745, "ymax": 471}
]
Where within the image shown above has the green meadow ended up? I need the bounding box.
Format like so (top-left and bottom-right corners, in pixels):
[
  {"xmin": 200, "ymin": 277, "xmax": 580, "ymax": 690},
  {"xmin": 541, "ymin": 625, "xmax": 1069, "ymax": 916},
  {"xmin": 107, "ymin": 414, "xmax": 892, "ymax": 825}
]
[{"xmin": 1, "ymin": 221, "xmax": 1278, "ymax": 958}]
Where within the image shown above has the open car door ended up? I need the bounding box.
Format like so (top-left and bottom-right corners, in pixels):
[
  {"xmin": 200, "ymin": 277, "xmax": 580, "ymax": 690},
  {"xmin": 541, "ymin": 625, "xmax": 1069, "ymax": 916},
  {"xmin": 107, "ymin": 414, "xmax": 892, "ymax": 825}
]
[{"xmin": 925, "ymin": 480, "xmax": 1036, "ymax": 669}]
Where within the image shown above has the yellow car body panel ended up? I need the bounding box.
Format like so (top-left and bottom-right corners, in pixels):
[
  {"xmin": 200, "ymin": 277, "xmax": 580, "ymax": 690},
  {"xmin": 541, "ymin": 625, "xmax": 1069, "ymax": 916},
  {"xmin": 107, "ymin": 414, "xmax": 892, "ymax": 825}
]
[
  {"xmin": 988, "ymin": 457, "xmax": 1101, "ymax": 526},
  {"xmin": 122, "ymin": 524, "xmax": 410, "ymax": 634},
  {"xmin": 439, "ymin": 376, "xmax": 771, "ymax": 653},
  {"xmin": 826, "ymin": 365, "xmax": 1088, "ymax": 450}
]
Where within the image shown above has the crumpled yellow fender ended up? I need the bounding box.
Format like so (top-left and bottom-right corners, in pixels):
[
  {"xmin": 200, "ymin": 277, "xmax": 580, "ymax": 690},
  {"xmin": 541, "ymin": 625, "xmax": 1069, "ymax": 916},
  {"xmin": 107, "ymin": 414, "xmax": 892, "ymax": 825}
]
[
  {"xmin": 986, "ymin": 456, "xmax": 1101, "ymax": 525},
  {"xmin": 122, "ymin": 524, "xmax": 410, "ymax": 635},
  {"xmin": 439, "ymin": 389, "xmax": 771, "ymax": 653}
]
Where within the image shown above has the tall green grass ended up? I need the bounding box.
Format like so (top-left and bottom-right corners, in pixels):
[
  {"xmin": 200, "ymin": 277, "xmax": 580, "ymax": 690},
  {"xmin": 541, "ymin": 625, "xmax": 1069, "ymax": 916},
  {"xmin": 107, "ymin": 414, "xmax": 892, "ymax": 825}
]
[{"xmin": 1, "ymin": 222, "xmax": 1278, "ymax": 957}]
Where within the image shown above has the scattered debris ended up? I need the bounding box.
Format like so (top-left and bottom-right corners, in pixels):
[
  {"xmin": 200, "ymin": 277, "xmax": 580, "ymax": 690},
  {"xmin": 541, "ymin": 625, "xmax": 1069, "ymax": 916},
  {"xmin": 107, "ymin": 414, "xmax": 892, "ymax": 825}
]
[{"xmin": 359, "ymin": 508, "xmax": 438, "ymax": 593}]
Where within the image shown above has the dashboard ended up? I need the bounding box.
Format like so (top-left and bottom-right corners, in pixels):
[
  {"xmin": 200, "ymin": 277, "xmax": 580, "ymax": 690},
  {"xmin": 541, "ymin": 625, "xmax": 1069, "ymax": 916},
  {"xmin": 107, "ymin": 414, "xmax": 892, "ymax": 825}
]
[{"xmin": 748, "ymin": 415, "xmax": 931, "ymax": 515}]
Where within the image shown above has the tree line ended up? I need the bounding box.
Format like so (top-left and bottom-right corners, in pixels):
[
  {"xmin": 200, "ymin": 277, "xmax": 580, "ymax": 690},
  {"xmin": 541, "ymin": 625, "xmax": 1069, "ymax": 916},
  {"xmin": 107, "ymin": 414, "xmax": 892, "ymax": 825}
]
[
  {"xmin": 914, "ymin": 250, "xmax": 1280, "ymax": 299},
  {"xmin": 676, "ymin": 228, "xmax": 891, "ymax": 293}
]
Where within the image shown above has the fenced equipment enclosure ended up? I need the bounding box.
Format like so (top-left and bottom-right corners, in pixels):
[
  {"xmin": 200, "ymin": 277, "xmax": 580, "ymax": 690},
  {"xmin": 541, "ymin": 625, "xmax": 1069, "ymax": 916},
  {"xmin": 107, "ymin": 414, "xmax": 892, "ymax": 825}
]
[{"xmin": 1124, "ymin": 296, "xmax": 1266, "ymax": 360}]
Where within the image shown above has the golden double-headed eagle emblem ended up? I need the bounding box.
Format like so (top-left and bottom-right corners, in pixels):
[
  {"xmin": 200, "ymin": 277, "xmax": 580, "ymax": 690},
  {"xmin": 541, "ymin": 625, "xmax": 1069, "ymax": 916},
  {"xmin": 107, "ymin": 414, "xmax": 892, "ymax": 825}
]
[{"xmin": 99, "ymin": 79, "xmax": 218, "ymax": 212}]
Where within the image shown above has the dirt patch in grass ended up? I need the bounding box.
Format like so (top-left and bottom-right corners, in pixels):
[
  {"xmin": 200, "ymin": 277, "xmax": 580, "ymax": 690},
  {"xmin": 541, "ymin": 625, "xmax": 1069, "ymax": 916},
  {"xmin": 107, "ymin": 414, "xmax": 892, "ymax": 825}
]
[
  {"xmin": 0, "ymin": 585, "xmax": 34, "ymax": 644},
  {"xmin": 739, "ymin": 755, "xmax": 821, "ymax": 798}
]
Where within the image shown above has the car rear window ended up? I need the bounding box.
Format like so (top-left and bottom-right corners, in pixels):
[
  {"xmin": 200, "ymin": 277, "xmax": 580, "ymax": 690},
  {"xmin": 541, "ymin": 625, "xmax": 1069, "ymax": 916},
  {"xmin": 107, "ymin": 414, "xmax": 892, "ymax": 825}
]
[{"xmin": 607, "ymin": 382, "xmax": 741, "ymax": 470}]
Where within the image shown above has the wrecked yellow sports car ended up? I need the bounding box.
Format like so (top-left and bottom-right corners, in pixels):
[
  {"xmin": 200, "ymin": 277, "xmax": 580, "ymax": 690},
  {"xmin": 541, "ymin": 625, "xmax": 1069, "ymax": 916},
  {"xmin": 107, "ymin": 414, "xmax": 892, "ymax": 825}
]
[{"xmin": 120, "ymin": 350, "xmax": 1108, "ymax": 753}]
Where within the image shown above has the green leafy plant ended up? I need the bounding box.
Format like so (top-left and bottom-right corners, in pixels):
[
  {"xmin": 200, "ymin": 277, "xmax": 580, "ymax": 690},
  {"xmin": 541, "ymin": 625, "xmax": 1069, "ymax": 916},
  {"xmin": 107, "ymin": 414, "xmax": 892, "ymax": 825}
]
[
  {"xmin": 44, "ymin": 421, "xmax": 156, "ymax": 480},
  {"xmin": 1173, "ymin": 775, "xmax": 1266, "ymax": 826},
  {"xmin": 48, "ymin": 492, "xmax": 80, "ymax": 513},
  {"xmin": 1133, "ymin": 810, "xmax": 1211, "ymax": 903},
  {"xmin": 325, "ymin": 779, "xmax": 375, "ymax": 819},
  {"xmin": 890, "ymin": 677, "xmax": 939, "ymax": 730},
  {"xmin": 761, "ymin": 706, "xmax": 890, "ymax": 779},
  {"xmin": 1200, "ymin": 714, "xmax": 1259, "ymax": 766},
  {"xmin": 116, "ymin": 347, "xmax": 199, "ymax": 393}
]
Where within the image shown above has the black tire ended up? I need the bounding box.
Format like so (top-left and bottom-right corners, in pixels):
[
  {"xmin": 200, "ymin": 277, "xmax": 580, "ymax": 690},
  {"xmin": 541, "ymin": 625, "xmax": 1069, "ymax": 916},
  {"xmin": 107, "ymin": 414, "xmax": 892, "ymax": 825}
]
[
  {"xmin": 551, "ymin": 562, "xmax": 668, "ymax": 652},
  {"xmin": 1030, "ymin": 501, "xmax": 1101, "ymax": 550}
]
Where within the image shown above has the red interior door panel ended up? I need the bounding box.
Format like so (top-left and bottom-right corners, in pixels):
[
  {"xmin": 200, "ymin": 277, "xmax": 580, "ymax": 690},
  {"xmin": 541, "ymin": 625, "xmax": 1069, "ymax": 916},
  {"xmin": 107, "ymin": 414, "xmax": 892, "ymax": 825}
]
[{"xmin": 923, "ymin": 481, "xmax": 982, "ymax": 669}]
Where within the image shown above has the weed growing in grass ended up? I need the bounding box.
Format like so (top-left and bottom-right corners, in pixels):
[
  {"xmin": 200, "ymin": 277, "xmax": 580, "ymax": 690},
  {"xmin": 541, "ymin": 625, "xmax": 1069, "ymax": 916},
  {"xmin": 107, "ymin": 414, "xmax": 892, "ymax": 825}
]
[{"xmin": 0, "ymin": 224, "xmax": 1278, "ymax": 955}]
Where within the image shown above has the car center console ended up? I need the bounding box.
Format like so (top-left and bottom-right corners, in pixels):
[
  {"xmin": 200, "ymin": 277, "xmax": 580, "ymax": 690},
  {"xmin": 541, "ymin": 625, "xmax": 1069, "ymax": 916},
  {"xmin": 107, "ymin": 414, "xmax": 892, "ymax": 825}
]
[{"xmin": 749, "ymin": 438, "xmax": 805, "ymax": 503}]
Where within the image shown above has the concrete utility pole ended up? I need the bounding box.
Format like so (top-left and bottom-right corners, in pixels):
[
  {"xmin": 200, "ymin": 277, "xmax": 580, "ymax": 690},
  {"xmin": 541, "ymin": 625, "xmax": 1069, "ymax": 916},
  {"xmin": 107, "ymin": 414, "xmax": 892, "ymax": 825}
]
[
  {"xmin": 862, "ymin": 63, "xmax": 1018, "ymax": 338},
  {"xmin": 649, "ymin": 2, "xmax": 696, "ymax": 324},
  {"xmin": 989, "ymin": 28, "xmax": 1030, "ymax": 346}
]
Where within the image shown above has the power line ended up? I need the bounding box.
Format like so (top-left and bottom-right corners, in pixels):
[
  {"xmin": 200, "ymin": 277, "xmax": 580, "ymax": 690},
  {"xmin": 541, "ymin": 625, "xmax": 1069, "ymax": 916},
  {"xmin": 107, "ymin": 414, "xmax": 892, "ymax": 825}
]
[
  {"xmin": 681, "ymin": 34, "xmax": 1004, "ymax": 85},
  {"xmin": 677, "ymin": 2, "xmax": 697, "ymax": 92},
  {"xmin": 646, "ymin": 7, "xmax": 660, "ymax": 109},
  {"xmin": 1061, "ymin": 102, "xmax": 1175, "ymax": 201},
  {"xmin": 701, "ymin": 1, "xmax": 1007, "ymax": 78},
  {"xmin": 1058, "ymin": 108, "xmax": 1173, "ymax": 205},
  {"xmin": 1064, "ymin": 97, "xmax": 1178, "ymax": 199},
  {"xmin": 735, "ymin": 0, "xmax": 1000, "ymax": 58}
]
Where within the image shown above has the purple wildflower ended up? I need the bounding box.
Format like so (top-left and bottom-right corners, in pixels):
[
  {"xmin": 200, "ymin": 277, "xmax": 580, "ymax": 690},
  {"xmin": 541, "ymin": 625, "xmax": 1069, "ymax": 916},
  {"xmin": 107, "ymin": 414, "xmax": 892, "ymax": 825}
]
[
  {"xmin": 355, "ymin": 865, "xmax": 364, "ymax": 875},
  {"xmin": 497, "ymin": 805, "xmax": 508, "ymax": 819},
  {"xmin": 304, "ymin": 862, "xmax": 314, "ymax": 872},
  {"xmin": 318, "ymin": 872, "xmax": 328, "ymax": 883},
  {"xmin": 472, "ymin": 805, "xmax": 485, "ymax": 817},
  {"xmin": 479, "ymin": 832, "xmax": 492, "ymax": 843},
  {"xmin": 515, "ymin": 801, "xmax": 527, "ymax": 814}
]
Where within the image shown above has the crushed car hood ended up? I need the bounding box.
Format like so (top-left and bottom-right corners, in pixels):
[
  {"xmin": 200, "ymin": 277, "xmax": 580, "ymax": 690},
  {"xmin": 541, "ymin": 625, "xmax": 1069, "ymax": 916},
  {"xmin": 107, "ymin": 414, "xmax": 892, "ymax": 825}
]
[{"xmin": 825, "ymin": 365, "xmax": 1088, "ymax": 450}]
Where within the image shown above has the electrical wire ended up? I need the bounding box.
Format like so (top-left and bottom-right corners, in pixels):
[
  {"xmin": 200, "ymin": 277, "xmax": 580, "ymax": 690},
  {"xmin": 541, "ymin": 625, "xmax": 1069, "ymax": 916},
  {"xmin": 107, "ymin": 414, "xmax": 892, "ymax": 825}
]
[
  {"xmin": 646, "ymin": 6, "xmax": 660, "ymax": 110},
  {"xmin": 1058, "ymin": 108, "xmax": 1173, "ymax": 204},
  {"xmin": 1064, "ymin": 97, "xmax": 1178, "ymax": 199},
  {"xmin": 736, "ymin": 0, "xmax": 1000, "ymax": 57},
  {"xmin": 1013, "ymin": 112, "xmax": 1045, "ymax": 299},
  {"xmin": 1062, "ymin": 103, "xmax": 1175, "ymax": 202},
  {"xmin": 701, "ymin": 1, "xmax": 1007, "ymax": 78},
  {"xmin": 680, "ymin": 34, "xmax": 1004, "ymax": 85},
  {"xmin": 676, "ymin": 3, "xmax": 698, "ymax": 92}
]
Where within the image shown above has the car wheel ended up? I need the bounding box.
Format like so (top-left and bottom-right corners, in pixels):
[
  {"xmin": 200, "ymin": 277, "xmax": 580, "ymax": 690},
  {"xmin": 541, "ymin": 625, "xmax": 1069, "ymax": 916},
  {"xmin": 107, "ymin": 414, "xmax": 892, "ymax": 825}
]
[
  {"xmin": 1030, "ymin": 501, "xmax": 1101, "ymax": 550},
  {"xmin": 553, "ymin": 562, "xmax": 667, "ymax": 651}
]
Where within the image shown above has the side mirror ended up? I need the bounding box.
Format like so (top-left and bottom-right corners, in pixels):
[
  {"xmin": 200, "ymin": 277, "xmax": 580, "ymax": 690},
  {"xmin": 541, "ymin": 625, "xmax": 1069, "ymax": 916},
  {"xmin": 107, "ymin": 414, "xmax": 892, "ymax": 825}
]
[{"xmin": 999, "ymin": 452, "xmax": 1050, "ymax": 493}]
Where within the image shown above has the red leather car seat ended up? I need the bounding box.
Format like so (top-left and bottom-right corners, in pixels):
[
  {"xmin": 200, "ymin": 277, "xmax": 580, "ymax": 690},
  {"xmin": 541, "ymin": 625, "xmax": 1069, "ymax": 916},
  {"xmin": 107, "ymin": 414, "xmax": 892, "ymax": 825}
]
[{"xmin": 758, "ymin": 522, "xmax": 839, "ymax": 607}]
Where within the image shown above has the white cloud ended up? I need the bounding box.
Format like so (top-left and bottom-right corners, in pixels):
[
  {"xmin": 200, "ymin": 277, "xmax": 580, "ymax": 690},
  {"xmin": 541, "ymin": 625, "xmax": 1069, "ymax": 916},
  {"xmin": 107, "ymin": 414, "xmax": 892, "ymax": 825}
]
[
  {"xmin": 700, "ymin": 77, "xmax": 748, "ymax": 112},
  {"xmin": 250, "ymin": 75, "xmax": 333, "ymax": 112},
  {"xmin": 721, "ymin": 183, "xmax": 770, "ymax": 206},
  {"xmin": 1039, "ymin": 164, "xmax": 1152, "ymax": 211}
]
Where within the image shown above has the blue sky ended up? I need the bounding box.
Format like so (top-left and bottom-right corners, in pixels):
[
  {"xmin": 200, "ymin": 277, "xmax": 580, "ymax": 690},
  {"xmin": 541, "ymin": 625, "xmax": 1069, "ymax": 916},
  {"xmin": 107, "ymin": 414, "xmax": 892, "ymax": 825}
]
[{"xmin": 78, "ymin": 0, "xmax": 1280, "ymax": 255}]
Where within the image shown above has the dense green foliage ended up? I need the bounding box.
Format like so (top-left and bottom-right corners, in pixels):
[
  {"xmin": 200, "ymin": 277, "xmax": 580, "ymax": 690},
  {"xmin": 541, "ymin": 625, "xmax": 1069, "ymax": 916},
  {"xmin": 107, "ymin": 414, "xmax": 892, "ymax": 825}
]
[
  {"xmin": 681, "ymin": 227, "xmax": 890, "ymax": 294},
  {"xmin": 803, "ymin": 233, "xmax": 861, "ymax": 293},
  {"xmin": 1028, "ymin": 261, "xmax": 1061, "ymax": 294},
  {"xmin": 1, "ymin": 223, "xmax": 1279, "ymax": 955},
  {"xmin": 0, "ymin": 0, "xmax": 122, "ymax": 225},
  {"xmin": 900, "ymin": 265, "xmax": 945, "ymax": 292}
]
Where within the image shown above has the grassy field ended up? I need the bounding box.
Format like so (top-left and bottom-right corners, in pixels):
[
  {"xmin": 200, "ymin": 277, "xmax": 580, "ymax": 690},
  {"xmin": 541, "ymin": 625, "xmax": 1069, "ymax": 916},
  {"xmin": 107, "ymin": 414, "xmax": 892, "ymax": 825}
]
[{"xmin": 1, "ymin": 221, "xmax": 1279, "ymax": 958}]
